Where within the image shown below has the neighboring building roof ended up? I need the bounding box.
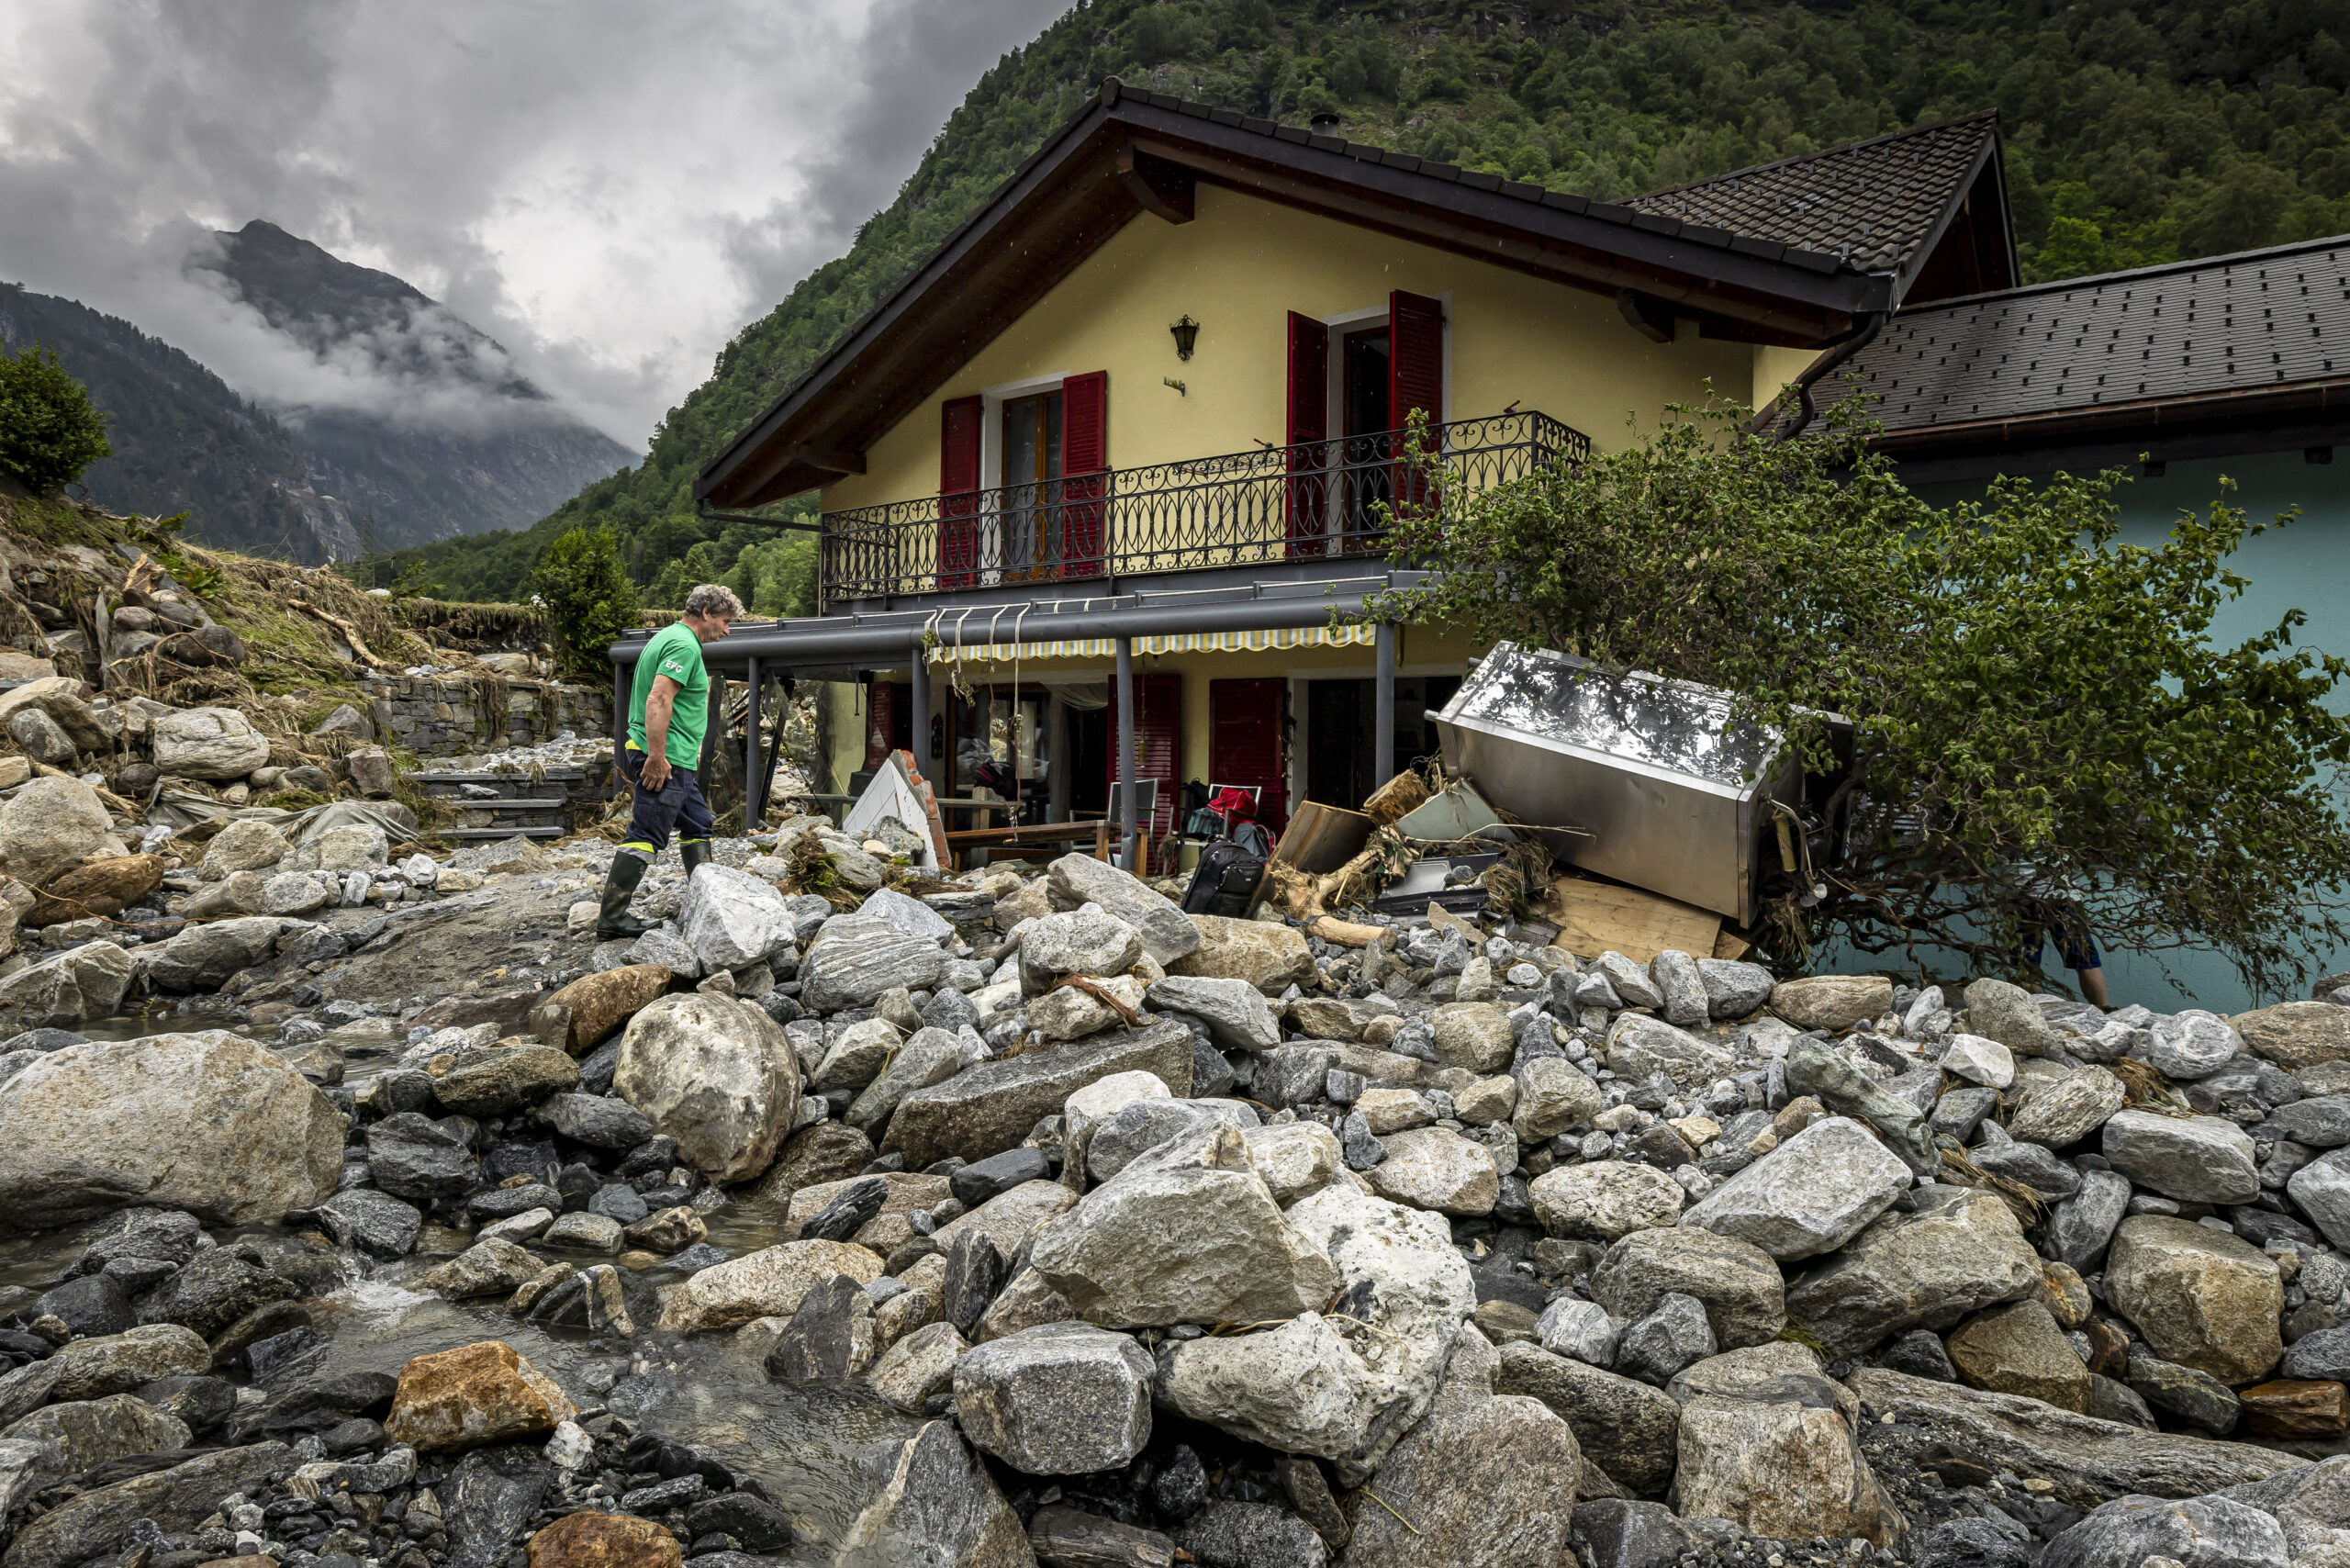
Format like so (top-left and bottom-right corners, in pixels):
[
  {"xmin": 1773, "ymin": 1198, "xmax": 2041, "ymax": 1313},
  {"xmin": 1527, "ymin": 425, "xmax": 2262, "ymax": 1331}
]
[
  {"xmin": 699, "ymin": 81, "xmax": 1970, "ymax": 510},
  {"xmin": 1628, "ymin": 112, "xmax": 2007, "ymax": 292},
  {"xmin": 1804, "ymin": 235, "xmax": 2350, "ymax": 459}
]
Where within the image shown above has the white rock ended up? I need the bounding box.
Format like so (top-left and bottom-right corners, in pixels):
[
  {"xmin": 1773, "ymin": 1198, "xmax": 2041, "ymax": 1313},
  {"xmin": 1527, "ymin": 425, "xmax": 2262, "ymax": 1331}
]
[
  {"xmin": 1678, "ymin": 1116, "xmax": 1909, "ymax": 1261},
  {"xmin": 1535, "ymin": 1297, "xmax": 1617, "ymax": 1366},
  {"xmin": 677, "ymin": 864, "xmax": 799, "ymax": 973},
  {"xmin": 151, "ymin": 707, "xmax": 271, "ymax": 780},
  {"xmin": 1940, "ymin": 1034, "xmax": 2016, "ymax": 1089},
  {"xmin": 0, "ymin": 777, "xmax": 121, "ymax": 887},
  {"xmin": 1529, "ymin": 1161, "xmax": 1686, "ymax": 1240},
  {"xmin": 2145, "ymin": 1010, "xmax": 2242, "ymax": 1081}
]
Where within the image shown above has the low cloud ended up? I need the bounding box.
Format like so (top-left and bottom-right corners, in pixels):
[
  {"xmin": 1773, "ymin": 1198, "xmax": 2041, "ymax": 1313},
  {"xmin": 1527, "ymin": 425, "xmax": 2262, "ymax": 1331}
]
[{"xmin": 0, "ymin": 0, "xmax": 1074, "ymax": 449}]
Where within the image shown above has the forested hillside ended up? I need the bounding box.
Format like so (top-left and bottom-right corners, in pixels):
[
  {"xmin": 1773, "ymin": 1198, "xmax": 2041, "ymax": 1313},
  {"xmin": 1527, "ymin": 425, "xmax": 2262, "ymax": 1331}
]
[
  {"xmin": 0, "ymin": 283, "xmax": 360, "ymax": 562},
  {"xmin": 387, "ymin": 0, "xmax": 2350, "ymax": 608}
]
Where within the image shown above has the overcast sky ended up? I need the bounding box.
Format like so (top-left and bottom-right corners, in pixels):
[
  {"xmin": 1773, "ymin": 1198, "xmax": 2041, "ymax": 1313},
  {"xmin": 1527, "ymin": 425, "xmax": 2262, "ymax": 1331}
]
[{"xmin": 0, "ymin": 0, "xmax": 1074, "ymax": 449}]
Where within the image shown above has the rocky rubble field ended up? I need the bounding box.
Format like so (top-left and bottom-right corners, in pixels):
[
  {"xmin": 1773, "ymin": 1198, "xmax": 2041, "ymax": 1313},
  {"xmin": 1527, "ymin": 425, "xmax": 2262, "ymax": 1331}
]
[{"xmin": 4, "ymin": 819, "xmax": 2350, "ymax": 1568}]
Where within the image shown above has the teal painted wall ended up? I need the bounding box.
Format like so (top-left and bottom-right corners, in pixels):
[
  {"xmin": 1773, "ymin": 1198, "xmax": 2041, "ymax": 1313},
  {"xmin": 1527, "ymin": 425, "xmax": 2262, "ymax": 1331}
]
[{"xmin": 1907, "ymin": 449, "xmax": 2350, "ymax": 1014}]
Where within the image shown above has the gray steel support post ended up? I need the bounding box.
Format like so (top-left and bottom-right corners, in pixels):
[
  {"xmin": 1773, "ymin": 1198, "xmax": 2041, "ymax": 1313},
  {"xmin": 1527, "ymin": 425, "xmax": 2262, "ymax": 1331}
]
[
  {"xmin": 1047, "ymin": 687, "xmax": 1069, "ymax": 823},
  {"xmin": 1116, "ymin": 636, "xmax": 1138, "ymax": 869},
  {"xmin": 611, "ymin": 660, "xmax": 629, "ymax": 777},
  {"xmin": 909, "ymin": 643, "xmax": 931, "ymax": 778},
  {"xmin": 1374, "ymin": 620, "xmax": 1397, "ymax": 789},
  {"xmin": 744, "ymin": 655, "xmax": 763, "ymax": 828}
]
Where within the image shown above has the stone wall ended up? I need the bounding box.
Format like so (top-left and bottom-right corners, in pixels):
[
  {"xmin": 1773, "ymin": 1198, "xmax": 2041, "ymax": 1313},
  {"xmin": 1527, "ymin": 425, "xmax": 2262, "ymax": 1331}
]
[{"xmin": 355, "ymin": 671, "xmax": 609, "ymax": 757}]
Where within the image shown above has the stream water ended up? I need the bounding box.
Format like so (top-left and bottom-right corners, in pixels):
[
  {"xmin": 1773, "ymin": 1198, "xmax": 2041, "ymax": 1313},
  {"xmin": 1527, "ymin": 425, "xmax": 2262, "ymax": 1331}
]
[{"xmin": 0, "ymin": 1011, "xmax": 916, "ymax": 1554}]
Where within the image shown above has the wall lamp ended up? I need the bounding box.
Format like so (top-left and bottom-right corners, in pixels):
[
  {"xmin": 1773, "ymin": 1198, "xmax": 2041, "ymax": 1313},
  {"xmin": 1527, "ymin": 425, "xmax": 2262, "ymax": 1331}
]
[{"xmin": 1169, "ymin": 315, "xmax": 1200, "ymax": 361}]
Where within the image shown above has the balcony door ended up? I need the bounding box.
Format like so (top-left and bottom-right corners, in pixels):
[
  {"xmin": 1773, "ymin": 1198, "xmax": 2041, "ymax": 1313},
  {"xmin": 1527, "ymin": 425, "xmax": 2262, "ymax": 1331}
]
[
  {"xmin": 1001, "ymin": 389, "xmax": 1063, "ymax": 582},
  {"xmin": 1341, "ymin": 325, "xmax": 1393, "ymax": 546}
]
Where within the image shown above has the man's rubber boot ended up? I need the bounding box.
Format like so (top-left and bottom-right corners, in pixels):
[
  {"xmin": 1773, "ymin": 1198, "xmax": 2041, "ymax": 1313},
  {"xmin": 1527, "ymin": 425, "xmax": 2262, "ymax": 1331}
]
[
  {"xmin": 595, "ymin": 853, "xmax": 653, "ymax": 939},
  {"xmin": 680, "ymin": 839, "xmax": 712, "ymax": 879}
]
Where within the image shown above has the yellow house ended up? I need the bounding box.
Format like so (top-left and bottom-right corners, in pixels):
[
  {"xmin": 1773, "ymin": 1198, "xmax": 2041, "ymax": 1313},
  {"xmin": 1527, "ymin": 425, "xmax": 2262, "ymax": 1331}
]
[{"xmin": 622, "ymin": 82, "xmax": 2015, "ymax": 868}]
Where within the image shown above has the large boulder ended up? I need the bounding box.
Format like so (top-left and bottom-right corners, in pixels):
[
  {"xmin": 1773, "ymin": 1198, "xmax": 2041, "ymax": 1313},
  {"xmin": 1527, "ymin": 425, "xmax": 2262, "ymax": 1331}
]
[
  {"xmin": 1675, "ymin": 1393, "xmax": 1895, "ymax": 1546},
  {"xmin": 1678, "ymin": 1115, "xmax": 1908, "ymax": 1261},
  {"xmin": 798, "ymin": 930, "xmax": 946, "ymax": 1013},
  {"xmin": 1047, "ymin": 852, "xmax": 1201, "ymax": 964},
  {"xmin": 1169, "ymin": 913, "xmax": 1314, "ymax": 993},
  {"xmin": 533, "ymin": 963, "xmax": 671, "ymax": 1055},
  {"xmin": 2040, "ymin": 1494, "xmax": 2288, "ymax": 1568},
  {"xmin": 0, "ymin": 1442, "xmax": 293, "ymax": 1568},
  {"xmin": 952, "ymin": 1321, "xmax": 1154, "ymax": 1475},
  {"xmin": 1428, "ymin": 1002, "xmax": 1516, "ymax": 1074},
  {"xmin": 1588, "ymin": 1227, "xmax": 1785, "ymax": 1350},
  {"xmin": 0, "ymin": 1031, "xmax": 341, "ymax": 1230},
  {"xmin": 656, "ymin": 1240, "xmax": 883, "ymax": 1333},
  {"xmin": 0, "ymin": 776, "xmax": 120, "ymax": 887},
  {"xmin": 381, "ymin": 1341, "xmax": 576, "ymax": 1451},
  {"xmin": 1337, "ymin": 1334, "xmax": 1583, "ymax": 1567},
  {"xmin": 834, "ymin": 1419, "xmax": 1030, "ymax": 1567},
  {"xmin": 1962, "ymin": 977, "xmax": 2072, "ymax": 1058},
  {"xmin": 0, "ymin": 1394, "xmax": 191, "ymax": 1492},
  {"xmin": 198, "ymin": 819, "xmax": 290, "ymax": 879},
  {"xmin": 1020, "ymin": 910, "xmax": 1144, "ymax": 992},
  {"xmin": 1146, "ymin": 975, "xmax": 1279, "ymax": 1051},
  {"xmin": 427, "ymin": 1045, "xmax": 578, "ymax": 1116},
  {"xmin": 151, "ymin": 706, "xmax": 272, "ymax": 780},
  {"xmin": 614, "ymin": 994, "xmax": 799, "ymax": 1182},
  {"xmin": 143, "ymin": 915, "xmax": 282, "ymax": 991},
  {"xmin": 1605, "ymin": 1014, "xmax": 1734, "ymax": 1084},
  {"xmin": 2101, "ymin": 1110, "xmax": 2260, "ymax": 1204},
  {"xmin": 0, "ymin": 941, "xmax": 133, "ymax": 1033},
  {"xmin": 1528, "ymin": 1161, "xmax": 1685, "ymax": 1241},
  {"xmin": 677, "ymin": 864, "xmax": 799, "ymax": 973},
  {"xmin": 882, "ymin": 1021, "xmax": 1193, "ymax": 1170},
  {"xmin": 1493, "ymin": 1341, "xmax": 1679, "ymax": 1493},
  {"xmin": 2234, "ymin": 1001, "xmax": 2350, "ymax": 1070},
  {"xmin": 1782, "ymin": 1187, "xmax": 2043, "ymax": 1358},
  {"xmin": 1946, "ymin": 1300, "xmax": 2093, "ymax": 1411},
  {"xmin": 1770, "ymin": 975, "xmax": 1892, "ymax": 1033},
  {"xmin": 1030, "ymin": 1125, "xmax": 1337, "ymax": 1329},
  {"xmin": 2104, "ymin": 1215, "xmax": 2283, "ymax": 1385}
]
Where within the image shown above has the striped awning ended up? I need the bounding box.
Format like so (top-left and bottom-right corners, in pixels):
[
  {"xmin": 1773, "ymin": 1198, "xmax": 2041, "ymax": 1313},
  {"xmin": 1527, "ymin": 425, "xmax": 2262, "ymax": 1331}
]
[{"xmin": 928, "ymin": 622, "xmax": 1377, "ymax": 664}]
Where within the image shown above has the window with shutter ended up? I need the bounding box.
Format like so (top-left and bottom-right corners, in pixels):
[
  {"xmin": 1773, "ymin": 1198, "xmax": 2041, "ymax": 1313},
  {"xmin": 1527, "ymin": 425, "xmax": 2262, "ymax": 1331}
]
[
  {"xmin": 938, "ymin": 396, "xmax": 982, "ymax": 589},
  {"xmin": 1389, "ymin": 290, "xmax": 1444, "ymax": 518},
  {"xmin": 1284, "ymin": 311, "xmax": 1328, "ymax": 556},
  {"xmin": 1106, "ymin": 671, "xmax": 1183, "ymax": 847},
  {"xmin": 1060, "ymin": 371, "xmax": 1108, "ymax": 580},
  {"xmin": 1209, "ymin": 677, "xmax": 1288, "ymax": 832}
]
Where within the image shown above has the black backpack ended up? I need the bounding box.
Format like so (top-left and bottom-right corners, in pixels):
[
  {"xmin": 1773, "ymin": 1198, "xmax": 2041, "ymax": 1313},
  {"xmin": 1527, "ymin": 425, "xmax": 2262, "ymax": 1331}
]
[{"xmin": 1184, "ymin": 838, "xmax": 1267, "ymax": 917}]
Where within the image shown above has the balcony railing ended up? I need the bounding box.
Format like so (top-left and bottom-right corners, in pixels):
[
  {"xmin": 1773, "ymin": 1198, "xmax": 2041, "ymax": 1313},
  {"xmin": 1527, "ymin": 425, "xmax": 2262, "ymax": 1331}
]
[{"xmin": 819, "ymin": 409, "xmax": 1587, "ymax": 607}]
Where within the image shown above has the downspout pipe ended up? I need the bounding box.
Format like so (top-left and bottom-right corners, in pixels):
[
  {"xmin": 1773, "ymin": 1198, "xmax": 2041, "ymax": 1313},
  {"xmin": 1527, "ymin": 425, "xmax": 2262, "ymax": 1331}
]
[{"xmin": 1749, "ymin": 309, "xmax": 1889, "ymax": 442}]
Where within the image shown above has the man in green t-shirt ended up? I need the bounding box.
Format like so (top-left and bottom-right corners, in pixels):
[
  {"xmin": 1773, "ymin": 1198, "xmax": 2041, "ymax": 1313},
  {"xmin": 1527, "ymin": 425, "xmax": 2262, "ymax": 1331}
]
[{"xmin": 595, "ymin": 583, "xmax": 742, "ymax": 937}]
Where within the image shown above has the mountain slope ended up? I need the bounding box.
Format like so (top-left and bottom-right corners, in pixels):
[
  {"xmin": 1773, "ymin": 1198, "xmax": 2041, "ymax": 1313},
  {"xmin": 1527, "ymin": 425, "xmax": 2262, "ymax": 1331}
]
[
  {"xmin": 388, "ymin": 0, "xmax": 2350, "ymax": 604},
  {"xmin": 0, "ymin": 282, "xmax": 357, "ymax": 562},
  {"xmin": 195, "ymin": 220, "xmax": 636, "ymax": 551}
]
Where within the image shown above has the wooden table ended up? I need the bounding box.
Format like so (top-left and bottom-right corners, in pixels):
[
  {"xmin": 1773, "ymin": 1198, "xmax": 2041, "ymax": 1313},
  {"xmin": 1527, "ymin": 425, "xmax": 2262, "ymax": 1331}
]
[{"xmin": 942, "ymin": 818, "xmax": 1111, "ymax": 869}]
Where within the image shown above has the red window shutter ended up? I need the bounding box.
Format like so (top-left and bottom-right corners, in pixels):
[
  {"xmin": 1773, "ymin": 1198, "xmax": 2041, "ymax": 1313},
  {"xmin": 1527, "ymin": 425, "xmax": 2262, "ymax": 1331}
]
[
  {"xmin": 938, "ymin": 395, "xmax": 983, "ymax": 589},
  {"xmin": 1284, "ymin": 311, "xmax": 1328, "ymax": 555},
  {"xmin": 1389, "ymin": 290, "xmax": 1444, "ymax": 516},
  {"xmin": 865, "ymin": 679, "xmax": 896, "ymax": 770},
  {"xmin": 1209, "ymin": 677, "xmax": 1288, "ymax": 832},
  {"xmin": 1106, "ymin": 671, "xmax": 1183, "ymax": 846},
  {"xmin": 1059, "ymin": 370, "xmax": 1109, "ymax": 580}
]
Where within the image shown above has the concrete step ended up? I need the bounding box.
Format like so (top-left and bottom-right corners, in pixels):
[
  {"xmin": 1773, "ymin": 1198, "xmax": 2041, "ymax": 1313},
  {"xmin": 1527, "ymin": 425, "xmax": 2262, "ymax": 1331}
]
[{"xmin": 438, "ymin": 824, "xmax": 567, "ymax": 840}]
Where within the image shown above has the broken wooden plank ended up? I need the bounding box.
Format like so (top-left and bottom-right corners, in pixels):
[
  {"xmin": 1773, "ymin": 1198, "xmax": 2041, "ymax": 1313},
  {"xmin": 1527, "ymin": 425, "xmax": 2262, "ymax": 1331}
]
[{"xmin": 1548, "ymin": 873, "xmax": 1721, "ymax": 964}]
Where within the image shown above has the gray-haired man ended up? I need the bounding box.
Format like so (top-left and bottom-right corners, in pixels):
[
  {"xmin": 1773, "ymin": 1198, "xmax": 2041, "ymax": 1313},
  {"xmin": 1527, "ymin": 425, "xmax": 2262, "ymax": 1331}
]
[{"xmin": 595, "ymin": 583, "xmax": 743, "ymax": 938}]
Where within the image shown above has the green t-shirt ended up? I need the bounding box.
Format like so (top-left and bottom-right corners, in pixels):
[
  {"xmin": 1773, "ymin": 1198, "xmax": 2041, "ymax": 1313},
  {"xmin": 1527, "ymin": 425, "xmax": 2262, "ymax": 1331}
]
[{"xmin": 629, "ymin": 621, "xmax": 709, "ymax": 769}]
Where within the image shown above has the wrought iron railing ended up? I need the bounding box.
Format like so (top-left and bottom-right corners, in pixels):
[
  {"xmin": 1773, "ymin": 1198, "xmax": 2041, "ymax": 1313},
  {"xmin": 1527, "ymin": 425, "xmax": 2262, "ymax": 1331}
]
[{"xmin": 818, "ymin": 410, "xmax": 1587, "ymax": 606}]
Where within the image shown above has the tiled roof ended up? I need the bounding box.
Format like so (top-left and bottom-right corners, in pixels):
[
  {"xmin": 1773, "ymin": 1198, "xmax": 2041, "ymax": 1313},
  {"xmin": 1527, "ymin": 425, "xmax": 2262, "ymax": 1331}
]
[
  {"xmin": 1813, "ymin": 237, "xmax": 2350, "ymax": 433},
  {"xmin": 1628, "ymin": 112, "xmax": 1999, "ymax": 277},
  {"xmin": 1107, "ymin": 84, "xmax": 1873, "ymax": 278}
]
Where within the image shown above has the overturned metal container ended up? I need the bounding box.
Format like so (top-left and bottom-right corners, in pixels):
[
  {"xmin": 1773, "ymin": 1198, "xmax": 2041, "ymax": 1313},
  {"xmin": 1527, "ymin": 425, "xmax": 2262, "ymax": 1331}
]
[{"xmin": 1433, "ymin": 643, "xmax": 1827, "ymax": 925}]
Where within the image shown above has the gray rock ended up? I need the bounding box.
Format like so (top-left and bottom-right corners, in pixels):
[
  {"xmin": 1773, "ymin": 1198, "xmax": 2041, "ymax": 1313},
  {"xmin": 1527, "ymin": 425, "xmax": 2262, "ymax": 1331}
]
[
  {"xmin": 1147, "ymin": 975, "xmax": 1278, "ymax": 1051},
  {"xmin": 2144, "ymin": 1010, "xmax": 2244, "ymax": 1081},
  {"xmin": 763, "ymin": 1271, "xmax": 878, "ymax": 1383},
  {"xmin": 856, "ymin": 885, "xmax": 957, "ymax": 945},
  {"xmin": 1572, "ymin": 1500, "xmax": 1706, "ymax": 1568},
  {"xmin": 1511, "ymin": 1057, "xmax": 1603, "ymax": 1143},
  {"xmin": 1781, "ymin": 1187, "xmax": 2042, "ymax": 1358},
  {"xmin": 1650, "ymin": 950, "xmax": 1708, "ymax": 1027},
  {"xmin": 316, "ymin": 1187, "xmax": 422, "ymax": 1259},
  {"xmin": 2102, "ymin": 1109, "xmax": 2259, "ymax": 1204},
  {"xmin": 2039, "ymin": 1493, "xmax": 2285, "ymax": 1568},
  {"xmin": 953, "ymin": 1321, "xmax": 1154, "ymax": 1474},
  {"xmin": 534, "ymin": 1092, "xmax": 656, "ymax": 1149},
  {"xmin": 151, "ymin": 706, "xmax": 270, "ymax": 780},
  {"xmin": 142, "ymin": 916, "xmax": 282, "ymax": 991},
  {"xmin": 0, "ymin": 1440, "xmax": 292, "ymax": 1568},
  {"xmin": 1172, "ymin": 1500, "xmax": 1328, "ymax": 1568},
  {"xmin": 2288, "ymin": 1148, "xmax": 2350, "ymax": 1249},
  {"xmin": 367, "ymin": 1112, "xmax": 478, "ymax": 1201},
  {"xmin": 415, "ymin": 1237, "xmax": 545, "ymax": 1300},
  {"xmin": 626, "ymin": 927, "xmax": 700, "ymax": 980},
  {"xmin": 845, "ymin": 1026, "xmax": 963, "ymax": 1137},
  {"xmin": 883, "ymin": 1021, "xmax": 1194, "ymax": 1170},
  {"xmin": 2274, "ymin": 1094, "xmax": 2350, "ymax": 1148},
  {"xmin": 1021, "ymin": 909, "xmax": 1145, "ymax": 991},
  {"xmin": 1588, "ymin": 1226, "xmax": 1785, "ymax": 1350},
  {"xmin": 1614, "ymin": 1291, "xmax": 1717, "ymax": 1383},
  {"xmin": 1678, "ymin": 1114, "xmax": 1908, "ymax": 1261},
  {"xmin": 1969, "ymin": 1137, "xmax": 2084, "ymax": 1203},
  {"xmin": 2045, "ymin": 1169, "xmax": 2132, "ymax": 1272},
  {"xmin": 1962, "ymin": 977, "xmax": 2070, "ymax": 1058},
  {"xmin": 1493, "ymin": 1340, "xmax": 1679, "ymax": 1494},
  {"xmin": 1534, "ymin": 1296, "xmax": 1617, "ymax": 1367},
  {"xmin": 679, "ymin": 864, "xmax": 800, "ymax": 972},
  {"xmin": 800, "ymin": 930, "xmax": 947, "ymax": 1012},
  {"xmin": 1047, "ymin": 853, "xmax": 1202, "ymax": 966},
  {"xmin": 834, "ymin": 1419, "xmax": 1031, "ymax": 1564},
  {"xmin": 2008, "ymin": 1066, "xmax": 2128, "ymax": 1148},
  {"xmin": 1697, "ymin": 958, "xmax": 1774, "ymax": 1019},
  {"xmin": 615, "ymin": 993, "xmax": 800, "ymax": 1182},
  {"xmin": 1030, "ymin": 1126, "xmax": 1337, "ymax": 1328},
  {"xmin": 1087, "ymin": 1097, "xmax": 1261, "ymax": 1184},
  {"xmin": 1606, "ymin": 1014, "xmax": 1734, "ymax": 1085}
]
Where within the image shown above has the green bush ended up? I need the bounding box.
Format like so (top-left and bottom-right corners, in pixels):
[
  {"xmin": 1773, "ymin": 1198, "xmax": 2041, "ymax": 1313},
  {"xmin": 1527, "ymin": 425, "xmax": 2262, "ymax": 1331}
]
[
  {"xmin": 0, "ymin": 344, "xmax": 110, "ymax": 495},
  {"xmin": 1368, "ymin": 403, "xmax": 2350, "ymax": 997},
  {"xmin": 530, "ymin": 524, "xmax": 641, "ymax": 678}
]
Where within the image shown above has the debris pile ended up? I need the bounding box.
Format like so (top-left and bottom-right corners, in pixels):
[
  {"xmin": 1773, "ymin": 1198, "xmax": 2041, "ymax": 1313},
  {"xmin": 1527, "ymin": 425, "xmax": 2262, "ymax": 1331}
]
[{"xmin": 0, "ymin": 798, "xmax": 2345, "ymax": 1567}]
